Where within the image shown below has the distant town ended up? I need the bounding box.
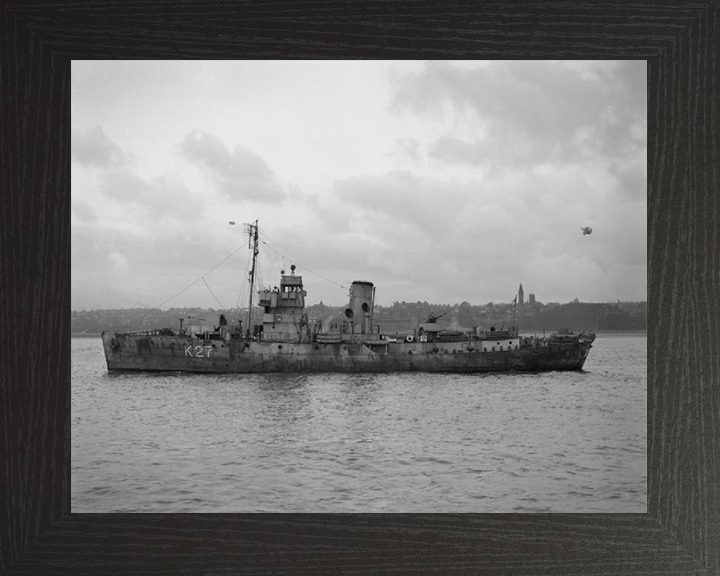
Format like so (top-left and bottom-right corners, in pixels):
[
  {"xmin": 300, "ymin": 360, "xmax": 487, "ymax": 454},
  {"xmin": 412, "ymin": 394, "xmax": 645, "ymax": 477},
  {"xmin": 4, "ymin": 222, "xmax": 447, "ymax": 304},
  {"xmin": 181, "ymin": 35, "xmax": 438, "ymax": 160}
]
[{"xmin": 72, "ymin": 288, "xmax": 646, "ymax": 335}]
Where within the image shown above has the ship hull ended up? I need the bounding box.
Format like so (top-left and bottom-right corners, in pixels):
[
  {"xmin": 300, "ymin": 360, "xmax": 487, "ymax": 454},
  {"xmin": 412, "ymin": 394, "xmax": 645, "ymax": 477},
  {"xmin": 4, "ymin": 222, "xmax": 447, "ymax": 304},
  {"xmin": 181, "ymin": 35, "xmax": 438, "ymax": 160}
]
[{"xmin": 101, "ymin": 332, "xmax": 594, "ymax": 374}]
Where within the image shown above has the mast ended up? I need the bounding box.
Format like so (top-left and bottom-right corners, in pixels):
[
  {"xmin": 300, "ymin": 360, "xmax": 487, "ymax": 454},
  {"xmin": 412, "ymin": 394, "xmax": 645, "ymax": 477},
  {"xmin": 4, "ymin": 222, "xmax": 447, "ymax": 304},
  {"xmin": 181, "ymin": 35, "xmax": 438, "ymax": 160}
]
[{"xmin": 245, "ymin": 220, "xmax": 259, "ymax": 338}]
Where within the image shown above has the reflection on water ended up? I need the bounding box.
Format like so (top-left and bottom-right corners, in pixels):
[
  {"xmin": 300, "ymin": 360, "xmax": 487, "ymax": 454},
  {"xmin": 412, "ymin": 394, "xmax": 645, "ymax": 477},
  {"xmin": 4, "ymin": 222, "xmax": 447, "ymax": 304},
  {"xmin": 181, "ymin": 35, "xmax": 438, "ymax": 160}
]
[{"xmin": 72, "ymin": 336, "xmax": 646, "ymax": 512}]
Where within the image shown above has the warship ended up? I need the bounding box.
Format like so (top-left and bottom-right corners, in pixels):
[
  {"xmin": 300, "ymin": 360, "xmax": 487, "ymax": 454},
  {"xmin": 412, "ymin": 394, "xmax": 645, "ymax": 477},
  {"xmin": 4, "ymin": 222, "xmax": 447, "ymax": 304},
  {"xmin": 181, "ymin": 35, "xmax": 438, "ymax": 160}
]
[{"xmin": 101, "ymin": 222, "xmax": 596, "ymax": 373}]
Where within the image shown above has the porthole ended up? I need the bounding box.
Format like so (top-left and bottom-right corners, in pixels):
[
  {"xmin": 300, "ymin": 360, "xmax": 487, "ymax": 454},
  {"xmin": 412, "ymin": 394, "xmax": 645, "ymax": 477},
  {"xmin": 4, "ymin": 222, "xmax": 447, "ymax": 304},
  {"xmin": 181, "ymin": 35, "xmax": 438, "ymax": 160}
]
[
  {"xmin": 483, "ymin": 347, "xmax": 487, "ymax": 352},
  {"xmin": 278, "ymin": 345, "xmax": 283, "ymax": 350}
]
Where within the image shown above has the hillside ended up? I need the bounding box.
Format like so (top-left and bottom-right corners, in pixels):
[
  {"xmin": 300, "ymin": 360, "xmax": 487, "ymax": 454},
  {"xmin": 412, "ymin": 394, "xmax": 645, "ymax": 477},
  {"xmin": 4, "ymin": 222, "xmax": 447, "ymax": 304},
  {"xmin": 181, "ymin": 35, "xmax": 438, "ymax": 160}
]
[{"xmin": 73, "ymin": 300, "xmax": 646, "ymax": 334}]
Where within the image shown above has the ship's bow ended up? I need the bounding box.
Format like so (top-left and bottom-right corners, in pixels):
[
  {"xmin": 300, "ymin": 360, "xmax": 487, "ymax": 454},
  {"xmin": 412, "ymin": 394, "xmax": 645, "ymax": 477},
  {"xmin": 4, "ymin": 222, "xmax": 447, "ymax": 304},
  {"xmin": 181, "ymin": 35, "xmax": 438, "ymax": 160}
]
[{"xmin": 101, "ymin": 331, "xmax": 121, "ymax": 371}]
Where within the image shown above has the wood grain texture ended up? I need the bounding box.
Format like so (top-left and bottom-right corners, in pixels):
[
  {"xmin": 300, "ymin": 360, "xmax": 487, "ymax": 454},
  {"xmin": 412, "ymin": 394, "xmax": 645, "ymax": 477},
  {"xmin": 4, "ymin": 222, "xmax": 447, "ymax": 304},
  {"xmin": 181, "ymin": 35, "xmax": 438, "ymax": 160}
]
[{"xmin": 1, "ymin": 1, "xmax": 718, "ymax": 574}]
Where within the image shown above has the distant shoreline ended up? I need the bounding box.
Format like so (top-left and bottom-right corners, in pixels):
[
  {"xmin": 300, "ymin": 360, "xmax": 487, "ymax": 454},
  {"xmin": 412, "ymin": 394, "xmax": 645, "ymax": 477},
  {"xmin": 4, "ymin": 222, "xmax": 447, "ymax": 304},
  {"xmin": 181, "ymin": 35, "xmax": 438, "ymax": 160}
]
[
  {"xmin": 72, "ymin": 330, "xmax": 648, "ymax": 338},
  {"xmin": 593, "ymin": 330, "xmax": 647, "ymax": 337}
]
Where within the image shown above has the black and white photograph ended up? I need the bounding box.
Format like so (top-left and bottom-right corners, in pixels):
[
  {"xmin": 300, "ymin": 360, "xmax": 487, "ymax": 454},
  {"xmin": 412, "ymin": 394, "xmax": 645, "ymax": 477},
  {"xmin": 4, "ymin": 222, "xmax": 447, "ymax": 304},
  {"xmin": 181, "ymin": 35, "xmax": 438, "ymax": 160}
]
[{"xmin": 71, "ymin": 60, "xmax": 647, "ymax": 513}]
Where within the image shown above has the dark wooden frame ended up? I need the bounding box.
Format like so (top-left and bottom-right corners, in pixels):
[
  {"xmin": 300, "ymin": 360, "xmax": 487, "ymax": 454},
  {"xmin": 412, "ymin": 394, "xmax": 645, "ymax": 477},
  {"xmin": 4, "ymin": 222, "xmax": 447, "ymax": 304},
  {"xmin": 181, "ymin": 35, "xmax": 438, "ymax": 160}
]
[{"xmin": 2, "ymin": 2, "xmax": 718, "ymax": 574}]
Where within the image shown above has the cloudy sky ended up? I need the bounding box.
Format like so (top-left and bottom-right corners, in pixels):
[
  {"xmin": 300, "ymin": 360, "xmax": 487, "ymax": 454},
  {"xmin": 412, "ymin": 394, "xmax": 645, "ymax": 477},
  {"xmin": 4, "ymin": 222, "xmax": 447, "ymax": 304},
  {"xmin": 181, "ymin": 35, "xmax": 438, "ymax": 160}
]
[{"xmin": 71, "ymin": 60, "xmax": 646, "ymax": 310}]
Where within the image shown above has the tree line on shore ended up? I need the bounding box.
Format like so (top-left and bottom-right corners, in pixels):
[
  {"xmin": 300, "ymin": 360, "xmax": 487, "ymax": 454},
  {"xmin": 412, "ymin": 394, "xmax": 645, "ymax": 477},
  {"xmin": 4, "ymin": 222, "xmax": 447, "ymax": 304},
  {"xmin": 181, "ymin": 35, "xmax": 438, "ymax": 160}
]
[{"xmin": 72, "ymin": 299, "xmax": 646, "ymax": 334}]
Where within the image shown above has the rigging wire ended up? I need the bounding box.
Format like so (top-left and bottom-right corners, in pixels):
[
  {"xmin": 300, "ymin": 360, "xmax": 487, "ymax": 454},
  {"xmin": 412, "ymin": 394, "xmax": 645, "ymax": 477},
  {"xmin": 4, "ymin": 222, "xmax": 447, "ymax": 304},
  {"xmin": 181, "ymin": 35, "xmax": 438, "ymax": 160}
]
[
  {"xmin": 110, "ymin": 243, "xmax": 246, "ymax": 332},
  {"xmin": 236, "ymin": 249, "xmax": 252, "ymax": 309},
  {"xmin": 273, "ymin": 249, "xmax": 283, "ymax": 278},
  {"xmin": 256, "ymin": 248, "xmax": 264, "ymax": 294},
  {"xmin": 151, "ymin": 242, "xmax": 247, "ymax": 310},
  {"xmin": 128, "ymin": 222, "xmax": 344, "ymax": 325},
  {"xmin": 257, "ymin": 229, "xmax": 346, "ymax": 290},
  {"xmin": 202, "ymin": 277, "xmax": 226, "ymax": 310}
]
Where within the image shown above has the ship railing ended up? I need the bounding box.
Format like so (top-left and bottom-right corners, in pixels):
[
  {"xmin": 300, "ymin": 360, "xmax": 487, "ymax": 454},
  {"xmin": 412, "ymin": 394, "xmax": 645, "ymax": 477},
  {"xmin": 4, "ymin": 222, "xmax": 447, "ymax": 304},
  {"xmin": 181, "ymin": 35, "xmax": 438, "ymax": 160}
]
[
  {"xmin": 315, "ymin": 333, "xmax": 343, "ymax": 343},
  {"xmin": 123, "ymin": 328, "xmax": 176, "ymax": 337}
]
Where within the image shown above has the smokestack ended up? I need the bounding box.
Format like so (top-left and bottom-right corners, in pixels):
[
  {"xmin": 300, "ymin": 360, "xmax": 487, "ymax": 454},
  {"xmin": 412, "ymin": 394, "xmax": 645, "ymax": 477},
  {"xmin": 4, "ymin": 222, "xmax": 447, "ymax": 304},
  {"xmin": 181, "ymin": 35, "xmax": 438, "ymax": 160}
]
[{"xmin": 347, "ymin": 281, "xmax": 374, "ymax": 334}]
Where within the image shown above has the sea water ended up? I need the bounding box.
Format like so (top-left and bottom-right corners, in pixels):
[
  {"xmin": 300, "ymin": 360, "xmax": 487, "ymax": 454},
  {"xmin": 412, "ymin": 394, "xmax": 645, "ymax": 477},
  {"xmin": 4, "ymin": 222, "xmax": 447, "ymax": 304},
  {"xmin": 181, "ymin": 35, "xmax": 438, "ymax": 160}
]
[{"xmin": 71, "ymin": 334, "xmax": 646, "ymax": 512}]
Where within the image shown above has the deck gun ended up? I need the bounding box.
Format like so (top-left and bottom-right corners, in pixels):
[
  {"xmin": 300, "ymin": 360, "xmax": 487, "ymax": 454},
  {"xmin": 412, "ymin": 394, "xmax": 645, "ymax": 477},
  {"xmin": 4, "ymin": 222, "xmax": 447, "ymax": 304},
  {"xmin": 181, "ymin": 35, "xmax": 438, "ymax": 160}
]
[{"xmin": 426, "ymin": 312, "xmax": 447, "ymax": 324}]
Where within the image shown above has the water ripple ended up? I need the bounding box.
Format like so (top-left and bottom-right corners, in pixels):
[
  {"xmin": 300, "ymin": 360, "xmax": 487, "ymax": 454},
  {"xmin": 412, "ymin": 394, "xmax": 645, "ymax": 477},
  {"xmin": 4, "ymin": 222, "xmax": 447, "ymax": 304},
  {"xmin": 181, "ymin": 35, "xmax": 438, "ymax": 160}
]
[{"xmin": 72, "ymin": 335, "xmax": 647, "ymax": 512}]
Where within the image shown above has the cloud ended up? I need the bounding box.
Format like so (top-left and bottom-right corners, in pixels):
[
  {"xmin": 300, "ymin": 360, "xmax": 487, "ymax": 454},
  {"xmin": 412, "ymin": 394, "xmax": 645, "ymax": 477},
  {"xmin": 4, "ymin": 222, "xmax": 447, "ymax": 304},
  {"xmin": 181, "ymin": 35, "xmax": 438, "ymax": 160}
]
[
  {"xmin": 325, "ymin": 170, "xmax": 528, "ymax": 300},
  {"xmin": 178, "ymin": 130, "xmax": 285, "ymax": 203},
  {"xmin": 332, "ymin": 170, "xmax": 474, "ymax": 233},
  {"xmin": 71, "ymin": 221, "xmax": 247, "ymax": 310},
  {"xmin": 320, "ymin": 157, "xmax": 645, "ymax": 305},
  {"xmin": 72, "ymin": 126, "xmax": 282, "ymax": 309},
  {"xmin": 71, "ymin": 198, "xmax": 97, "ymax": 223},
  {"xmin": 71, "ymin": 62, "xmax": 646, "ymax": 310},
  {"xmin": 429, "ymin": 136, "xmax": 496, "ymax": 167},
  {"xmin": 391, "ymin": 61, "xmax": 646, "ymax": 172},
  {"xmin": 72, "ymin": 126, "xmax": 128, "ymax": 168},
  {"xmin": 608, "ymin": 162, "xmax": 647, "ymax": 200},
  {"xmin": 395, "ymin": 137, "xmax": 420, "ymax": 160},
  {"xmin": 72, "ymin": 126, "xmax": 206, "ymax": 222},
  {"xmin": 100, "ymin": 169, "xmax": 203, "ymax": 220}
]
